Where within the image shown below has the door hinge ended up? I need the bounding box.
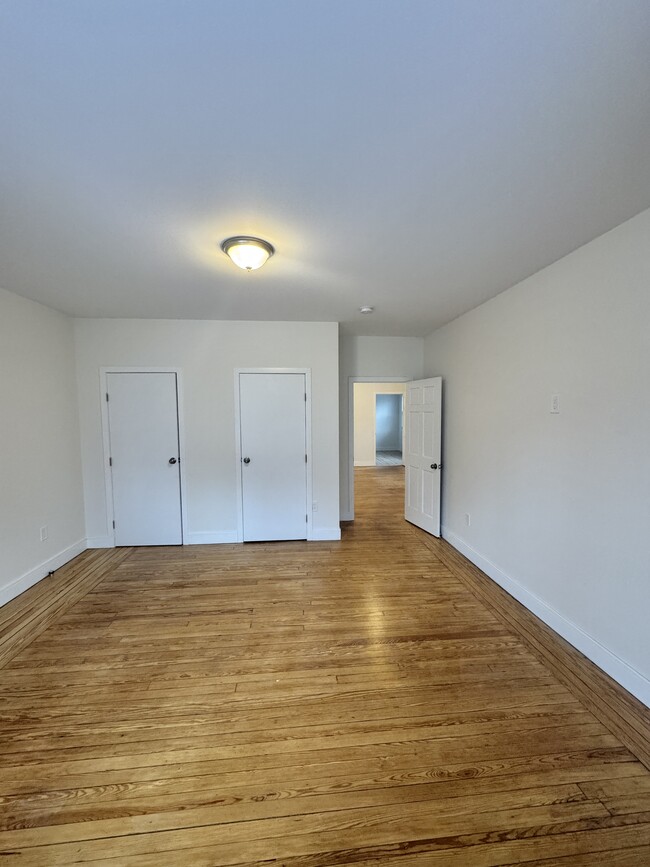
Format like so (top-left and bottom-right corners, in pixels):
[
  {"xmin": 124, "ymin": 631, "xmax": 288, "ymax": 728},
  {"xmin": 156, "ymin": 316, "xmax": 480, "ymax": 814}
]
[
  {"xmin": 304, "ymin": 392, "xmax": 307, "ymax": 401},
  {"xmin": 306, "ymin": 514, "xmax": 308, "ymax": 523},
  {"xmin": 305, "ymin": 453, "xmax": 307, "ymax": 463},
  {"xmin": 106, "ymin": 392, "xmax": 109, "ymax": 402},
  {"xmin": 112, "ymin": 520, "xmax": 115, "ymax": 529},
  {"xmin": 109, "ymin": 457, "xmax": 112, "ymax": 467}
]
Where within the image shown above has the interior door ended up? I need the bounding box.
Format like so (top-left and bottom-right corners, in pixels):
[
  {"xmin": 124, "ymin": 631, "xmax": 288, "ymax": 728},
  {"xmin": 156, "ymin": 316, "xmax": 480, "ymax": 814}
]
[
  {"xmin": 239, "ymin": 372, "xmax": 308, "ymax": 542},
  {"xmin": 107, "ymin": 372, "xmax": 183, "ymax": 546},
  {"xmin": 404, "ymin": 377, "xmax": 442, "ymax": 536}
]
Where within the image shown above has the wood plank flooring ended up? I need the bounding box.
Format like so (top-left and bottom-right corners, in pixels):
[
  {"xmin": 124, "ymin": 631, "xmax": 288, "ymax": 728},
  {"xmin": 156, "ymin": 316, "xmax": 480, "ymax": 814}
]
[
  {"xmin": 375, "ymin": 451, "xmax": 402, "ymax": 467},
  {"xmin": 0, "ymin": 548, "xmax": 133, "ymax": 670},
  {"xmin": 0, "ymin": 466, "xmax": 648, "ymax": 865}
]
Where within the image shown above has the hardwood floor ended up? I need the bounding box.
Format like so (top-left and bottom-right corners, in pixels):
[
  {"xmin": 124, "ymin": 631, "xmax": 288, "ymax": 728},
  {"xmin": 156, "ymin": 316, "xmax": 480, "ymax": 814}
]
[
  {"xmin": 0, "ymin": 466, "xmax": 649, "ymax": 865},
  {"xmin": 375, "ymin": 451, "xmax": 402, "ymax": 467}
]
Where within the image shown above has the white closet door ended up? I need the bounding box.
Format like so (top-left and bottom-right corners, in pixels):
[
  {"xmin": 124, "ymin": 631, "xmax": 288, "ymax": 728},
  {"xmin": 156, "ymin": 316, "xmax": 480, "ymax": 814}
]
[
  {"xmin": 107, "ymin": 372, "xmax": 182, "ymax": 546},
  {"xmin": 404, "ymin": 377, "xmax": 442, "ymax": 536},
  {"xmin": 239, "ymin": 373, "xmax": 308, "ymax": 542}
]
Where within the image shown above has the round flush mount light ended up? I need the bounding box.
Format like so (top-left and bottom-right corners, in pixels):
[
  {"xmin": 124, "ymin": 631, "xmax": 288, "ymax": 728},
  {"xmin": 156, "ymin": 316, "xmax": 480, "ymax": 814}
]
[
  {"xmin": 220, "ymin": 236, "xmax": 275, "ymax": 271},
  {"xmin": 359, "ymin": 305, "xmax": 374, "ymax": 314}
]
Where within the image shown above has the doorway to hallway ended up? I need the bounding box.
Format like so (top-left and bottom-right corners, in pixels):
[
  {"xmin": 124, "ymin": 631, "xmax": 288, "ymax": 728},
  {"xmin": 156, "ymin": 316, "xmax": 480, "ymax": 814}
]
[
  {"xmin": 347, "ymin": 376, "xmax": 443, "ymax": 538},
  {"xmin": 352, "ymin": 382, "xmax": 407, "ymax": 468},
  {"xmin": 348, "ymin": 377, "xmax": 409, "ymax": 522}
]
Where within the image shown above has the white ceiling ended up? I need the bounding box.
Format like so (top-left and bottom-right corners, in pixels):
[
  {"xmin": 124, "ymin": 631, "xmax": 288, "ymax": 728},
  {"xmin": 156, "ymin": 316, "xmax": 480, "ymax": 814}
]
[{"xmin": 1, "ymin": 0, "xmax": 650, "ymax": 336}]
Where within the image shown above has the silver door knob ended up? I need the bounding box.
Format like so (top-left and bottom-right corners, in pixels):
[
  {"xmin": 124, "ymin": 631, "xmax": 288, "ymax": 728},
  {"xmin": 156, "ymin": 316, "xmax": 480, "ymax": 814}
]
[
  {"xmin": 242, "ymin": 457, "xmax": 251, "ymax": 464},
  {"xmin": 169, "ymin": 458, "xmax": 177, "ymax": 465}
]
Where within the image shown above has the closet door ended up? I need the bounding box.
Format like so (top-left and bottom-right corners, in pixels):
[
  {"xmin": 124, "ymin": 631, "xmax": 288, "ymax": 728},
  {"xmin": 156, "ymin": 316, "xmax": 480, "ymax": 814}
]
[
  {"xmin": 239, "ymin": 372, "xmax": 308, "ymax": 541},
  {"xmin": 107, "ymin": 372, "xmax": 182, "ymax": 546}
]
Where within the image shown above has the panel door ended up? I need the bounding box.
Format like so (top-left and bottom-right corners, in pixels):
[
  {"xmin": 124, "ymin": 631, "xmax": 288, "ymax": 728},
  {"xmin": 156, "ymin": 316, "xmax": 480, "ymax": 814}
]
[
  {"xmin": 404, "ymin": 377, "xmax": 442, "ymax": 536},
  {"xmin": 239, "ymin": 373, "xmax": 308, "ymax": 542},
  {"xmin": 107, "ymin": 372, "xmax": 182, "ymax": 546}
]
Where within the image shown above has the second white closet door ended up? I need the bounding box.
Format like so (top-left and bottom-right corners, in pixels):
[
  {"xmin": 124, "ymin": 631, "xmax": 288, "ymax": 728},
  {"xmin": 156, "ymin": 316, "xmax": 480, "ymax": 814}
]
[{"xmin": 239, "ymin": 373, "xmax": 308, "ymax": 542}]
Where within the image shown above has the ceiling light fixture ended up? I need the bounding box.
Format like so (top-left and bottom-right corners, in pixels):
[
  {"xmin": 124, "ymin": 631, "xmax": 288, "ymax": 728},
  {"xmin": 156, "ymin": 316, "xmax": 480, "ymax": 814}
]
[
  {"xmin": 221, "ymin": 236, "xmax": 275, "ymax": 271},
  {"xmin": 359, "ymin": 305, "xmax": 374, "ymax": 314}
]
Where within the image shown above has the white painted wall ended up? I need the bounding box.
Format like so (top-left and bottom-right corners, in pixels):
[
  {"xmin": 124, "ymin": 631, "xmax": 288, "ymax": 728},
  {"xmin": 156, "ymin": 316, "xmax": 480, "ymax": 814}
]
[
  {"xmin": 424, "ymin": 207, "xmax": 650, "ymax": 705},
  {"xmin": 340, "ymin": 336, "xmax": 423, "ymax": 519},
  {"xmin": 75, "ymin": 319, "xmax": 340, "ymax": 544},
  {"xmin": 353, "ymin": 383, "xmax": 406, "ymax": 465},
  {"xmin": 0, "ymin": 288, "xmax": 85, "ymax": 606}
]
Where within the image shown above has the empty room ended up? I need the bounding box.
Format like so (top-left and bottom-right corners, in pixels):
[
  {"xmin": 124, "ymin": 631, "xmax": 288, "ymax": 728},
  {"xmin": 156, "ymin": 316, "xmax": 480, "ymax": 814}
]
[{"xmin": 1, "ymin": 1, "xmax": 649, "ymax": 864}]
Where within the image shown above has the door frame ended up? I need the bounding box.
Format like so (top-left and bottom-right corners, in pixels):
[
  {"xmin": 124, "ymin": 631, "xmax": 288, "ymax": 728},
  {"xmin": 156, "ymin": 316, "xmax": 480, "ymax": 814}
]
[
  {"xmin": 99, "ymin": 367, "xmax": 188, "ymax": 547},
  {"xmin": 234, "ymin": 368, "xmax": 313, "ymax": 543},
  {"xmin": 348, "ymin": 376, "xmax": 410, "ymax": 520}
]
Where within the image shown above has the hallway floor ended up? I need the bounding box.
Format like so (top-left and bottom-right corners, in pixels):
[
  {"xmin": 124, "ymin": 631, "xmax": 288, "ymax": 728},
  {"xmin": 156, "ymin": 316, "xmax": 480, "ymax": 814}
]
[
  {"xmin": 0, "ymin": 468, "xmax": 649, "ymax": 864},
  {"xmin": 375, "ymin": 450, "xmax": 402, "ymax": 466}
]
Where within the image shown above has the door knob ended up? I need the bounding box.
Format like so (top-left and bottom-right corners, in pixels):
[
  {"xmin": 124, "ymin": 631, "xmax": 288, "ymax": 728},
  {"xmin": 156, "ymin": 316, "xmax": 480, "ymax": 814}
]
[
  {"xmin": 168, "ymin": 457, "xmax": 177, "ymax": 464},
  {"xmin": 242, "ymin": 457, "xmax": 251, "ymax": 464},
  {"xmin": 431, "ymin": 463, "xmax": 437, "ymax": 469}
]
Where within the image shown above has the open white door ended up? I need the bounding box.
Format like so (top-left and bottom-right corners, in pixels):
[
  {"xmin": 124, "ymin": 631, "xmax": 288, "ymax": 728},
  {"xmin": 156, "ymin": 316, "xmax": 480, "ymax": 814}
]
[
  {"xmin": 239, "ymin": 372, "xmax": 308, "ymax": 542},
  {"xmin": 107, "ymin": 372, "xmax": 183, "ymax": 546},
  {"xmin": 404, "ymin": 377, "xmax": 442, "ymax": 536}
]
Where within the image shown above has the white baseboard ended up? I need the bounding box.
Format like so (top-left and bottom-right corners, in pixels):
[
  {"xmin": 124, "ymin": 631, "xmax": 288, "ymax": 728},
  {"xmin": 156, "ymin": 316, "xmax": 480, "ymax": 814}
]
[
  {"xmin": 441, "ymin": 526, "xmax": 650, "ymax": 708},
  {"xmin": 354, "ymin": 461, "xmax": 376, "ymax": 467},
  {"xmin": 185, "ymin": 531, "xmax": 239, "ymax": 545},
  {"xmin": 340, "ymin": 510, "xmax": 353, "ymax": 522},
  {"xmin": 86, "ymin": 535, "xmax": 114, "ymax": 549},
  {"xmin": 88, "ymin": 528, "xmax": 340, "ymax": 546},
  {"xmin": 310, "ymin": 527, "xmax": 342, "ymax": 541},
  {"xmin": 0, "ymin": 538, "xmax": 88, "ymax": 608}
]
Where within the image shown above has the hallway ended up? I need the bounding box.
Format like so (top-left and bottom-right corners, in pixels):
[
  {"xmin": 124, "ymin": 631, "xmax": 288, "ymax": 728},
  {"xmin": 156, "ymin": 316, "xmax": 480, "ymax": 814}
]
[{"xmin": 0, "ymin": 468, "xmax": 648, "ymax": 864}]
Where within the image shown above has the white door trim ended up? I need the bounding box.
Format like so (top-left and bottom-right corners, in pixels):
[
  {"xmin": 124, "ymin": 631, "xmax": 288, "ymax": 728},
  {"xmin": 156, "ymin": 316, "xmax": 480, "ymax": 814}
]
[
  {"xmin": 347, "ymin": 376, "xmax": 410, "ymax": 521},
  {"xmin": 234, "ymin": 368, "xmax": 313, "ymax": 543},
  {"xmin": 99, "ymin": 367, "xmax": 188, "ymax": 547}
]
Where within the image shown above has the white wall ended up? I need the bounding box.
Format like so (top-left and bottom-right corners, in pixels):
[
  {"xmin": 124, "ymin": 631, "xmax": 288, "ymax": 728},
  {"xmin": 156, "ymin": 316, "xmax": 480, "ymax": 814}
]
[
  {"xmin": 75, "ymin": 319, "xmax": 340, "ymax": 544},
  {"xmin": 424, "ymin": 207, "xmax": 650, "ymax": 705},
  {"xmin": 0, "ymin": 288, "xmax": 85, "ymax": 606},
  {"xmin": 353, "ymin": 383, "xmax": 406, "ymax": 465},
  {"xmin": 340, "ymin": 336, "xmax": 423, "ymax": 518}
]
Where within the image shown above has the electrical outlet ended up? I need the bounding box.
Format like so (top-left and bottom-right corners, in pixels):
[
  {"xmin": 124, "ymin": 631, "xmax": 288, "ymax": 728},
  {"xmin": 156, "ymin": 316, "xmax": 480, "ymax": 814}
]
[
  {"xmin": 40, "ymin": 525, "xmax": 48, "ymax": 542},
  {"xmin": 550, "ymin": 393, "xmax": 560, "ymax": 414},
  {"xmin": 464, "ymin": 513, "xmax": 471, "ymax": 527}
]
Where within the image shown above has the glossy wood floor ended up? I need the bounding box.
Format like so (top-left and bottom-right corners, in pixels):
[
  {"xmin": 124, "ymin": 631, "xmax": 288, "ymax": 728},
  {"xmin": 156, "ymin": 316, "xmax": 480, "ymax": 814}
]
[{"xmin": 1, "ymin": 468, "xmax": 649, "ymax": 865}]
